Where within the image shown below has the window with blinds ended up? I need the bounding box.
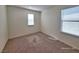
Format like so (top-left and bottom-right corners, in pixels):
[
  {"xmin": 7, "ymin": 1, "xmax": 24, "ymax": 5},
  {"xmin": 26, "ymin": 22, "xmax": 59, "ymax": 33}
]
[{"xmin": 61, "ymin": 6, "xmax": 79, "ymax": 36}]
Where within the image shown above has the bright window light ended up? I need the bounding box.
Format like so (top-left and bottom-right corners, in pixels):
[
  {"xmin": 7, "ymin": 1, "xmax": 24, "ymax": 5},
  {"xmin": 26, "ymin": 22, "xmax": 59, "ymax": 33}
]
[
  {"xmin": 28, "ymin": 14, "xmax": 34, "ymax": 25},
  {"xmin": 61, "ymin": 6, "xmax": 79, "ymax": 36}
]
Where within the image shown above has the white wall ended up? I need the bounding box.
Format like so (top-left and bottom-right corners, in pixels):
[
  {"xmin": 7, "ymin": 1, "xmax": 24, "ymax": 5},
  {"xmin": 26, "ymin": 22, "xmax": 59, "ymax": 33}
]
[
  {"xmin": 0, "ymin": 6, "xmax": 8, "ymax": 52},
  {"xmin": 41, "ymin": 5, "xmax": 79, "ymax": 50},
  {"xmin": 7, "ymin": 6, "xmax": 41, "ymax": 39}
]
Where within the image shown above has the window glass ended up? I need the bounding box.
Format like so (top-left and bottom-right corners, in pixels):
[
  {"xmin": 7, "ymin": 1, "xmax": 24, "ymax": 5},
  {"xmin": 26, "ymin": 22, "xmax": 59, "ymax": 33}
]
[{"xmin": 28, "ymin": 14, "xmax": 34, "ymax": 25}]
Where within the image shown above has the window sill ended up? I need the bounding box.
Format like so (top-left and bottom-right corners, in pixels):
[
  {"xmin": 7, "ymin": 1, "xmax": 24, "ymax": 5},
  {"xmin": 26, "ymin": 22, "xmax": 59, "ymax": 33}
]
[{"xmin": 28, "ymin": 25, "xmax": 34, "ymax": 27}]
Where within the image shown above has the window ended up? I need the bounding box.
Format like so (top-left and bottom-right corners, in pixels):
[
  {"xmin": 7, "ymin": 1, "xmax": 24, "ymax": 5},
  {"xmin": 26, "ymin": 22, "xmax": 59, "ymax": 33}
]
[
  {"xmin": 28, "ymin": 14, "xmax": 34, "ymax": 25},
  {"xmin": 61, "ymin": 6, "xmax": 79, "ymax": 36}
]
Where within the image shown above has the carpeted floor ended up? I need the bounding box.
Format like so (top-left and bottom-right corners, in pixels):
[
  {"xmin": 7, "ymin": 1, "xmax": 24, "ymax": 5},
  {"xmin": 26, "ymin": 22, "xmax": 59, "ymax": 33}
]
[{"xmin": 3, "ymin": 32, "xmax": 79, "ymax": 53}]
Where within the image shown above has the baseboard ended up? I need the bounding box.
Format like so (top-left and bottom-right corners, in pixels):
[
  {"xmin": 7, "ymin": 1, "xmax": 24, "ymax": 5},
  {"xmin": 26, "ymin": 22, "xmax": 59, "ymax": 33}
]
[
  {"xmin": 1, "ymin": 38, "xmax": 8, "ymax": 53},
  {"xmin": 40, "ymin": 31, "xmax": 58, "ymax": 40},
  {"xmin": 58, "ymin": 39, "xmax": 79, "ymax": 50},
  {"xmin": 41, "ymin": 31, "xmax": 79, "ymax": 50},
  {"xmin": 9, "ymin": 31, "xmax": 41, "ymax": 39}
]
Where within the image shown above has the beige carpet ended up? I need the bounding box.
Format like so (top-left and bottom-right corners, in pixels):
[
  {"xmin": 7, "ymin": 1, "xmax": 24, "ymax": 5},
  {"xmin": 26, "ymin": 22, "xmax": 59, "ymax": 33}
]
[{"xmin": 3, "ymin": 32, "xmax": 79, "ymax": 53}]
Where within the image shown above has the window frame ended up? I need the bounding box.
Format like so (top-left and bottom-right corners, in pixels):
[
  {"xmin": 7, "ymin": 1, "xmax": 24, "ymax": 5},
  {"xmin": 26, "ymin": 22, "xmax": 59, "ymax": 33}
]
[
  {"xmin": 61, "ymin": 6, "xmax": 79, "ymax": 37},
  {"xmin": 27, "ymin": 14, "xmax": 35, "ymax": 26}
]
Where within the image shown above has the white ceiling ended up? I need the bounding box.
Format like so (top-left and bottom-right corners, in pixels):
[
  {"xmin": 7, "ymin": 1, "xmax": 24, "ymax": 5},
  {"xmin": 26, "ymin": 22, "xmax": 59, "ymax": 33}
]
[{"xmin": 14, "ymin": 5, "xmax": 54, "ymax": 12}]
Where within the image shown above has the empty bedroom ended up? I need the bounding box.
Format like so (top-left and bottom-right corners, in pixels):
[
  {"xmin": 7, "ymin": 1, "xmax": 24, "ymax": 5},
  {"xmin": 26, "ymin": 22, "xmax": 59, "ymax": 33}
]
[{"xmin": 0, "ymin": 5, "xmax": 79, "ymax": 53}]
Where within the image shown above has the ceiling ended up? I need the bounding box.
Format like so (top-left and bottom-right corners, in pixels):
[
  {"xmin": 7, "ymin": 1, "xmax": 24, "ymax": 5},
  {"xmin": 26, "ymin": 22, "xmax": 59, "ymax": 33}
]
[{"xmin": 14, "ymin": 5, "xmax": 54, "ymax": 12}]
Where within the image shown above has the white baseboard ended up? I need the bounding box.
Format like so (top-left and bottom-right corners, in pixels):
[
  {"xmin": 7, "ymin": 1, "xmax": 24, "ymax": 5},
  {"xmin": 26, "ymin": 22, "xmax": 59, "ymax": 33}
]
[
  {"xmin": 58, "ymin": 39, "xmax": 79, "ymax": 50},
  {"xmin": 41, "ymin": 31, "xmax": 79, "ymax": 50},
  {"xmin": 51, "ymin": 36, "xmax": 79, "ymax": 50},
  {"xmin": 9, "ymin": 31, "xmax": 40, "ymax": 39},
  {"xmin": 9, "ymin": 33, "xmax": 28, "ymax": 39}
]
